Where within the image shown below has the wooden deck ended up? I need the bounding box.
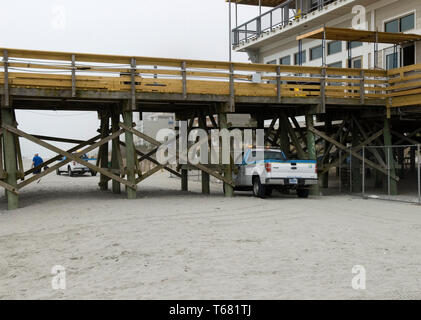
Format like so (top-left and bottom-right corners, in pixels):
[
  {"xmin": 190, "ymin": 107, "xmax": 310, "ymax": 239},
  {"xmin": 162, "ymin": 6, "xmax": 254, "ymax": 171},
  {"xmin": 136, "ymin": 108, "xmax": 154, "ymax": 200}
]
[{"xmin": 3, "ymin": 47, "xmax": 417, "ymax": 113}]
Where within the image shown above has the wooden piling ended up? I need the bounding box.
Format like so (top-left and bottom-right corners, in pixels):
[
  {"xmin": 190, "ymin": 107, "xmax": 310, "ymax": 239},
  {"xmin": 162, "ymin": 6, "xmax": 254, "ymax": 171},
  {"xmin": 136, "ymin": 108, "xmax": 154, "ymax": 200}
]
[
  {"xmin": 122, "ymin": 106, "xmax": 137, "ymax": 199},
  {"xmin": 1, "ymin": 107, "xmax": 19, "ymax": 210},
  {"xmin": 305, "ymin": 114, "xmax": 320, "ymax": 196},
  {"xmin": 98, "ymin": 111, "xmax": 109, "ymax": 191},
  {"xmin": 111, "ymin": 110, "xmax": 121, "ymax": 194},
  {"xmin": 383, "ymin": 118, "xmax": 398, "ymax": 195},
  {"xmin": 218, "ymin": 112, "xmax": 234, "ymax": 197}
]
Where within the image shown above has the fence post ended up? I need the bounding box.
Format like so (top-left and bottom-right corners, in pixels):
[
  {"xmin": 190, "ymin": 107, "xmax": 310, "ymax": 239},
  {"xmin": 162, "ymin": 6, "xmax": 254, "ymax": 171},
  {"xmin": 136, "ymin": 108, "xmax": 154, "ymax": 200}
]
[
  {"xmin": 418, "ymin": 144, "xmax": 421, "ymax": 205},
  {"xmin": 387, "ymin": 146, "xmax": 391, "ymax": 198},
  {"xmin": 362, "ymin": 146, "xmax": 365, "ymax": 198},
  {"xmin": 339, "ymin": 150, "xmax": 342, "ymax": 193},
  {"xmin": 349, "ymin": 146, "xmax": 352, "ymax": 193}
]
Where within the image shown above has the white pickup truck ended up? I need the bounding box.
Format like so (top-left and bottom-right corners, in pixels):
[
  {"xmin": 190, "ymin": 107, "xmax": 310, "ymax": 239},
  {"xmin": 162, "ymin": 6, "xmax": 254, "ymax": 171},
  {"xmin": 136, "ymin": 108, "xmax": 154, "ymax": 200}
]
[
  {"xmin": 56, "ymin": 153, "xmax": 98, "ymax": 177},
  {"xmin": 232, "ymin": 148, "xmax": 318, "ymax": 198}
]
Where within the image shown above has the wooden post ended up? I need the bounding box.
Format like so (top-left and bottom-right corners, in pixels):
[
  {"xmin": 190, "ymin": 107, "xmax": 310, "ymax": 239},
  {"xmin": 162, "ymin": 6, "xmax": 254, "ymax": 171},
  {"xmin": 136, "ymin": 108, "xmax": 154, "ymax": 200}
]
[
  {"xmin": 1, "ymin": 107, "xmax": 18, "ymax": 209},
  {"xmin": 279, "ymin": 116, "xmax": 289, "ymax": 157},
  {"xmin": 410, "ymin": 146, "xmax": 416, "ymax": 173},
  {"xmin": 351, "ymin": 119, "xmax": 362, "ymax": 193},
  {"xmin": 111, "ymin": 110, "xmax": 121, "ymax": 194},
  {"xmin": 122, "ymin": 106, "xmax": 137, "ymax": 199},
  {"xmin": 181, "ymin": 169, "xmax": 188, "ymax": 191},
  {"xmin": 199, "ymin": 114, "xmax": 210, "ymax": 194},
  {"xmin": 305, "ymin": 114, "xmax": 320, "ymax": 196},
  {"xmin": 322, "ymin": 116, "xmax": 332, "ymax": 188},
  {"xmin": 98, "ymin": 111, "xmax": 109, "ymax": 191},
  {"xmin": 383, "ymin": 118, "xmax": 398, "ymax": 195},
  {"xmin": 219, "ymin": 112, "xmax": 234, "ymax": 197}
]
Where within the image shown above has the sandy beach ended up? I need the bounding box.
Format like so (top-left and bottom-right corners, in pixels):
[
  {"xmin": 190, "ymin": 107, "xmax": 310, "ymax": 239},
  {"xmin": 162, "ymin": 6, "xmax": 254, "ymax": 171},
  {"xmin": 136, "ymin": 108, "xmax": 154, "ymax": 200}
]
[{"xmin": 1, "ymin": 170, "xmax": 421, "ymax": 300}]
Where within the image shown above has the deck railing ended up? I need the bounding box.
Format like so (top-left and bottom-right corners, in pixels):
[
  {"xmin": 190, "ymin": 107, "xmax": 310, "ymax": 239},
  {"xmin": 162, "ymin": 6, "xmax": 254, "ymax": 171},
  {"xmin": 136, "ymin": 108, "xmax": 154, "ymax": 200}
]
[{"xmin": 0, "ymin": 47, "xmax": 419, "ymax": 109}]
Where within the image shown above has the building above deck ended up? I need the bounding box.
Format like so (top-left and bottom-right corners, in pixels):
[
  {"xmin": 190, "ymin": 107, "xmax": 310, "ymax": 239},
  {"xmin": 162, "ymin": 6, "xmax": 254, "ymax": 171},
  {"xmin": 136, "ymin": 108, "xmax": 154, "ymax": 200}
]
[{"xmin": 231, "ymin": 0, "xmax": 374, "ymax": 51}]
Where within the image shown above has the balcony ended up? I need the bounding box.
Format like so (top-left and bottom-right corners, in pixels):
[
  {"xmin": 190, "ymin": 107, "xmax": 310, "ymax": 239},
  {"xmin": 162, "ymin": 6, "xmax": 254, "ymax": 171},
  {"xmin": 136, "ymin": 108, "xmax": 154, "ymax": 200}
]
[{"xmin": 232, "ymin": 0, "xmax": 339, "ymax": 47}]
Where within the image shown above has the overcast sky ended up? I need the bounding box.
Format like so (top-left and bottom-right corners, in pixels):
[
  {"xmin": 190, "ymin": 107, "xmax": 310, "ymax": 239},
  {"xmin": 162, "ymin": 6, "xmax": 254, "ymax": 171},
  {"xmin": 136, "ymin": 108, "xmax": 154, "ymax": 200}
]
[{"xmin": 2, "ymin": 0, "xmax": 261, "ymax": 158}]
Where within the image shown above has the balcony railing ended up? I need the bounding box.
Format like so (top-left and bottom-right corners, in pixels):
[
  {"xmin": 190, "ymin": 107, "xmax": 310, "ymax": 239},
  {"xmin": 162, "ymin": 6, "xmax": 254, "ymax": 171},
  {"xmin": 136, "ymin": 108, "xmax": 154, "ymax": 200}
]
[{"xmin": 232, "ymin": 0, "xmax": 336, "ymax": 46}]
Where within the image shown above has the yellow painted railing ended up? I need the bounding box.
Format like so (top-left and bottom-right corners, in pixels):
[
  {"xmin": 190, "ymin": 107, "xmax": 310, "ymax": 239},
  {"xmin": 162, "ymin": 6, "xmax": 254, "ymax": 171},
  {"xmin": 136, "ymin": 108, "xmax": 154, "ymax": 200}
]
[{"xmin": 0, "ymin": 47, "xmax": 418, "ymax": 108}]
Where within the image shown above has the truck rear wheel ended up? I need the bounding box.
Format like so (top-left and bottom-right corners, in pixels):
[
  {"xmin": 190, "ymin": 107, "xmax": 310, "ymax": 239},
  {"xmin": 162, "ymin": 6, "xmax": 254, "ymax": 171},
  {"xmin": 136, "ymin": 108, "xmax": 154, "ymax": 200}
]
[
  {"xmin": 68, "ymin": 167, "xmax": 73, "ymax": 177},
  {"xmin": 56, "ymin": 169, "xmax": 61, "ymax": 175},
  {"xmin": 297, "ymin": 188, "xmax": 309, "ymax": 198},
  {"xmin": 252, "ymin": 176, "xmax": 266, "ymax": 198}
]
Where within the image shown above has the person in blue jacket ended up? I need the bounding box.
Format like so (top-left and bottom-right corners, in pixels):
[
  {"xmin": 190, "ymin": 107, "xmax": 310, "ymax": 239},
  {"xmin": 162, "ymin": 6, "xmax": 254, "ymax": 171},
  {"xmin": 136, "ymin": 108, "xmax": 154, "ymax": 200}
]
[{"xmin": 32, "ymin": 153, "xmax": 44, "ymax": 174}]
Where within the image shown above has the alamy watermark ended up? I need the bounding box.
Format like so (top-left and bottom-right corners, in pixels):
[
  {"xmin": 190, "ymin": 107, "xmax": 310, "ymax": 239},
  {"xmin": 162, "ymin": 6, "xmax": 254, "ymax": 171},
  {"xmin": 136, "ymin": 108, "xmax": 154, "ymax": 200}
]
[{"xmin": 155, "ymin": 122, "xmax": 265, "ymax": 166}]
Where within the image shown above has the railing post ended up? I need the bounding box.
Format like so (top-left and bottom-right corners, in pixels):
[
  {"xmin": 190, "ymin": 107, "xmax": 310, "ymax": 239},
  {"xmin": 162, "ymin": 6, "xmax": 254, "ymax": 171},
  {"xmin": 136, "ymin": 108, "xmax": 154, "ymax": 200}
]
[
  {"xmin": 130, "ymin": 58, "xmax": 137, "ymax": 110},
  {"xmin": 181, "ymin": 61, "xmax": 187, "ymax": 99},
  {"xmin": 360, "ymin": 70, "xmax": 365, "ymax": 104},
  {"xmin": 71, "ymin": 54, "xmax": 76, "ymax": 98},
  {"xmin": 3, "ymin": 49, "xmax": 9, "ymax": 107},
  {"xmin": 229, "ymin": 63, "xmax": 235, "ymax": 112},
  {"xmin": 320, "ymin": 68, "xmax": 326, "ymax": 113},
  {"xmin": 276, "ymin": 65, "xmax": 281, "ymax": 103}
]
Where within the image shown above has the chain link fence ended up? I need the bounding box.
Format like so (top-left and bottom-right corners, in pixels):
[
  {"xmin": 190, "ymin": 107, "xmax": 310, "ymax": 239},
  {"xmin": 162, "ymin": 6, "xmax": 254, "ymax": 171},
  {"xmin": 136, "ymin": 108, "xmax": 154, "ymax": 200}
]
[{"xmin": 336, "ymin": 145, "xmax": 421, "ymax": 204}]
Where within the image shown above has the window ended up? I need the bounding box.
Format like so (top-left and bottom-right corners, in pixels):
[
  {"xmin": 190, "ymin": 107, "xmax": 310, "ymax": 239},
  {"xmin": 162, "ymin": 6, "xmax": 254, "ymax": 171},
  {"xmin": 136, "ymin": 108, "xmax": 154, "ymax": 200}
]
[
  {"xmin": 294, "ymin": 51, "xmax": 307, "ymax": 64},
  {"xmin": 266, "ymin": 59, "xmax": 277, "ymax": 65},
  {"xmin": 401, "ymin": 13, "xmax": 415, "ymax": 32},
  {"xmin": 280, "ymin": 55, "xmax": 291, "ymax": 65},
  {"xmin": 310, "ymin": 45, "xmax": 323, "ymax": 60},
  {"xmin": 328, "ymin": 41, "xmax": 342, "ymax": 55},
  {"xmin": 352, "ymin": 57, "xmax": 362, "ymax": 69},
  {"xmin": 328, "ymin": 61, "xmax": 342, "ymax": 68},
  {"xmin": 386, "ymin": 52, "xmax": 398, "ymax": 70},
  {"xmin": 348, "ymin": 41, "xmax": 363, "ymax": 50},
  {"xmin": 385, "ymin": 13, "xmax": 415, "ymax": 33}
]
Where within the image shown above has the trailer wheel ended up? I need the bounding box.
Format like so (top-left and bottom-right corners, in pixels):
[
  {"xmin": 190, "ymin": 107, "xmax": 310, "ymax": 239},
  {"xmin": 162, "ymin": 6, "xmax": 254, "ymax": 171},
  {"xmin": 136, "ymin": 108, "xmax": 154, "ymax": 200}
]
[{"xmin": 252, "ymin": 176, "xmax": 266, "ymax": 198}]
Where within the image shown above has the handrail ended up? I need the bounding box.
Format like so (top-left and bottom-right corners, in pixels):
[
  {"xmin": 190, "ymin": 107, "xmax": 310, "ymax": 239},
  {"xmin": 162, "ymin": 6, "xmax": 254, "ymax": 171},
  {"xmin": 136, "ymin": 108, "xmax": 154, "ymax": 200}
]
[
  {"xmin": 2, "ymin": 47, "xmax": 421, "ymax": 109},
  {"xmin": 232, "ymin": 0, "xmax": 336, "ymax": 46}
]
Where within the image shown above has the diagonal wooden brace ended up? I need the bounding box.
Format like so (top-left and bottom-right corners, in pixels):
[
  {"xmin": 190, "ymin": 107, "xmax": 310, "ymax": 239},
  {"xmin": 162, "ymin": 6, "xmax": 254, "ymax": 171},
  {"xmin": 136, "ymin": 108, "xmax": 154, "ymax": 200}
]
[
  {"xmin": 309, "ymin": 126, "xmax": 399, "ymax": 182},
  {"xmin": 119, "ymin": 122, "xmax": 234, "ymax": 186},
  {"xmin": 1, "ymin": 125, "xmax": 136, "ymax": 190}
]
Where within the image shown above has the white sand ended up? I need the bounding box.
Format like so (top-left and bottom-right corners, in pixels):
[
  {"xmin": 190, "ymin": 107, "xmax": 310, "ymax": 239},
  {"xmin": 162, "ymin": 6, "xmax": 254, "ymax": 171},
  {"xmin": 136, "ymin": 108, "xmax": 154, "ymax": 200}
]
[{"xmin": 1, "ymin": 171, "xmax": 421, "ymax": 300}]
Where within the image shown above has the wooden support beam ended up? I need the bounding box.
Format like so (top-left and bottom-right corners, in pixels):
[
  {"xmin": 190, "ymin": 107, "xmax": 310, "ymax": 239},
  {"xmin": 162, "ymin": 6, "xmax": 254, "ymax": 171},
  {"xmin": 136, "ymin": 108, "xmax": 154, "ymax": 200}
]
[
  {"xmin": 1, "ymin": 107, "xmax": 19, "ymax": 209},
  {"xmin": 119, "ymin": 122, "xmax": 234, "ymax": 186},
  {"xmin": 351, "ymin": 118, "xmax": 362, "ymax": 193},
  {"xmin": 281, "ymin": 114, "xmax": 306, "ymax": 159},
  {"xmin": 383, "ymin": 118, "xmax": 398, "ymax": 195},
  {"xmin": 122, "ymin": 108, "xmax": 137, "ymax": 199},
  {"xmin": 99, "ymin": 111, "xmax": 110, "ymax": 191},
  {"xmin": 306, "ymin": 114, "xmax": 320, "ymax": 196},
  {"xmin": 309, "ymin": 126, "xmax": 400, "ymax": 182},
  {"xmin": 25, "ymin": 134, "xmax": 101, "ymax": 176},
  {"xmin": 3, "ymin": 126, "xmax": 135, "ymax": 190},
  {"xmin": 199, "ymin": 112, "xmax": 210, "ymax": 194},
  {"xmin": 181, "ymin": 169, "xmax": 188, "ymax": 191},
  {"xmin": 32, "ymin": 134, "xmax": 86, "ymax": 144},
  {"xmin": 219, "ymin": 112, "xmax": 234, "ymax": 196},
  {"xmin": 111, "ymin": 110, "xmax": 121, "ymax": 194},
  {"xmin": 352, "ymin": 116, "xmax": 386, "ymax": 168}
]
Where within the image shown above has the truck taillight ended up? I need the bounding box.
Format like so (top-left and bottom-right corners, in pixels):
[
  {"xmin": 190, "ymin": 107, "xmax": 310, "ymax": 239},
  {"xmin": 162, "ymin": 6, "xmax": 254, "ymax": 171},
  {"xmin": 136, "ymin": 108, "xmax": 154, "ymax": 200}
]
[
  {"xmin": 265, "ymin": 162, "xmax": 272, "ymax": 173},
  {"xmin": 315, "ymin": 163, "xmax": 317, "ymax": 173}
]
